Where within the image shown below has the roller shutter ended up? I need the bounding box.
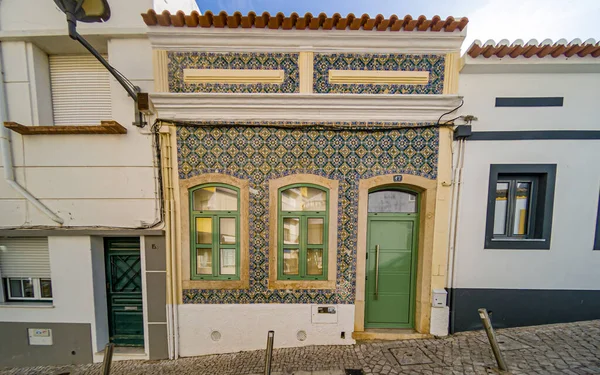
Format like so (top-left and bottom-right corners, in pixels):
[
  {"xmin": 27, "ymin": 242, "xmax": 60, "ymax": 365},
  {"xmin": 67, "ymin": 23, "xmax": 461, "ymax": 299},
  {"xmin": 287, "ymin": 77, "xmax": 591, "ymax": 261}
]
[{"xmin": 0, "ymin": 237, "xmax": 51, "ymax": 278}]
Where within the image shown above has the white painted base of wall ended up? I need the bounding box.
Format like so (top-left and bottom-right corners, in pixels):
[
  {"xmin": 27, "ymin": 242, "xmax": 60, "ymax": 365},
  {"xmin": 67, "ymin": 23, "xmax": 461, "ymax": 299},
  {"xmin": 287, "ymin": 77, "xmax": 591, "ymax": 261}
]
[
  {"xmin": 429, "ymin": 306, "xmax": 449, "ymax": 337},
  {"xmin": 177, "ymin": 304, "xmax": 355, "ymax": 357}
]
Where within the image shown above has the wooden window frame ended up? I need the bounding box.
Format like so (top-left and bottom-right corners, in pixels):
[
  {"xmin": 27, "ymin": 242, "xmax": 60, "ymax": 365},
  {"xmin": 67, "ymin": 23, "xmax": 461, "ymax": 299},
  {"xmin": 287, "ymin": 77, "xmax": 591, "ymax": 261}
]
[
  {"xmin": 189, "ymin": 183, "xmax": 241, "ymax": 281},
  {"xmin": 277, "ymin": 184, "xmax": 329, "ymax": 281},
  {"xmin": 484, "ymin": 164, "xmax": 556, "ymax": 250}
]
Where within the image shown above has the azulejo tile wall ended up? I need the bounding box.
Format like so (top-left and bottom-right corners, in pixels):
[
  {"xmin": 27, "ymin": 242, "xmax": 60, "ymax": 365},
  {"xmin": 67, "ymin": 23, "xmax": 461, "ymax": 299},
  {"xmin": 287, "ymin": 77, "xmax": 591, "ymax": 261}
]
[
  {"xmin": 178, "ymin": 124, "xmax": 438, "ymax": 304},
  {"xmin": 314, "ymin": 53, "xmax": 445, "ymax": 94},
  {"xmin": 168, "ymin": 52, "xmax": 300, "ymax": 93}
]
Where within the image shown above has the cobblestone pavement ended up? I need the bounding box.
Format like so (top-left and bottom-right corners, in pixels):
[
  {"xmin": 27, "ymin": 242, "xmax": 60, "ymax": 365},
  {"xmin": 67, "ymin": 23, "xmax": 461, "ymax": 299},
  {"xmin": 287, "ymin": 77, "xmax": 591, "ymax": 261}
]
[{"xmin": 2, "ymin": 320, "xmax": 599, "ymax": 375}]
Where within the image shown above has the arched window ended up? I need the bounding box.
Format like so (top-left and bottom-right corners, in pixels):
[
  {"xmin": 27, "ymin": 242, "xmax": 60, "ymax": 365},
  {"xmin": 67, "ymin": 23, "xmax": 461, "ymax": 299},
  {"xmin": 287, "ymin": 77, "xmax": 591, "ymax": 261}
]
[
  {"xmin": 189, "ymin": 184, "xmax": 240, "ymax": 280},
  {"xmin": 278, "ymin": 184, "xmax": 329, "ymax": 280}
]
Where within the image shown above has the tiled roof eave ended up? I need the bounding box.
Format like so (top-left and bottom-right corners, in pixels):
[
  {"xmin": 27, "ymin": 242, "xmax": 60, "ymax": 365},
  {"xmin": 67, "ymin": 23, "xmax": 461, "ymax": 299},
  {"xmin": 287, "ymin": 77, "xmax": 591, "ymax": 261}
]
[
  {"xmin": 141, "ymin": 10, "xmax": 468, "ymax": 33},
  {"xmin": 465, "ymin": 38, "xmax": 600, "ymax": 59}
]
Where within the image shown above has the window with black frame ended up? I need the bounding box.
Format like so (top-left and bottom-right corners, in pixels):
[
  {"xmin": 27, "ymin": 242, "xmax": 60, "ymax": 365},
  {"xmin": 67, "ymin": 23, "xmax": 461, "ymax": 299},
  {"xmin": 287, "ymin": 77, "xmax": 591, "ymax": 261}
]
[{"xmin": 485, "ymin": 164, "xmax": 556, "ymax": 249}]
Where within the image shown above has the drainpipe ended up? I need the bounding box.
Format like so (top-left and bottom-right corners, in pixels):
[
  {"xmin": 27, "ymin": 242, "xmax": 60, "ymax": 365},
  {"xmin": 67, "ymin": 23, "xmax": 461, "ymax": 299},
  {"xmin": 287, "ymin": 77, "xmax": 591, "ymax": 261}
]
[{"xmin": 0, "ymin": 44, "xmax": 64, "ymax": 225}]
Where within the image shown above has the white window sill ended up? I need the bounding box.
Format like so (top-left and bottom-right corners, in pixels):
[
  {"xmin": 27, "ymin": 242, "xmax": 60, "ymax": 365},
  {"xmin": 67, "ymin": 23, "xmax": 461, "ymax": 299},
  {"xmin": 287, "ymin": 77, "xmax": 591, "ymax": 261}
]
[{"xmin": 0, "ymin": 302, "xmax": 54, "ymax": 309}]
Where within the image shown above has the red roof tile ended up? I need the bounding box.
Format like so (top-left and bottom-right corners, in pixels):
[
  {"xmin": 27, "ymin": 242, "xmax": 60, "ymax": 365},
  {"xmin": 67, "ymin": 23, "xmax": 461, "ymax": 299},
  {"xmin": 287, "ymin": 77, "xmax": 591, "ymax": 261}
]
[
  {"xmin": 141, "ymin": 10, "xmax": 468, "ymax": 32},
  {"xmin": 467, "ymin": 38, "xmax": 600, "ymax": 58}
]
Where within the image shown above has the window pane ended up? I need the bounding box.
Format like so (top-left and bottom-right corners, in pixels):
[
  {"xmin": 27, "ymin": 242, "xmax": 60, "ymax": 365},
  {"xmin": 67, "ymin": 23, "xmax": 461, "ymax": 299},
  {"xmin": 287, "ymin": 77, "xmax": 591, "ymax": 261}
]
[
  {"xmin": 196, "ymin": 217, "xmax": 212, "ymax": 244},
  {"xmin": 513, "ymin": 182, "xmax": 532, "ymax": 235},
  {"xmin": 23, "ymin": 279, "xmax": 34, "ymax": 298},
  {"xmin": 220, "ymin": 248, "xmax": 236, "ymax": 275},
  {"xmin": 219, "ymin": 217, "xmax": 236, "ymax": 245},
  {"xmin": 283, "ymin": 249, "xmax": 299, "ymax": 275},
  {"xmin": 307, "ymin": 218, "xmax": 324, "ymax": 245},
  {"xmin": 196, "ymin": 248, "xmax": 212, "ymax": 274},
  {"xmin": 307, "ymin": 248, "xmax": 324, "ymax": 276},
  {"xmin": 283, "ymin": 218, "xmax": 300, "ymax": 245},
  {"xmin": 40, "ymin": 279, "xmax": 53, "ymax": 298},
  {"xmin": 194, "ymin": 186, "xmax": 237, "ymax": 211},
  {"xmin": 368, "ymin": 190, "xmax": 417, "ymax": 213},
  {"xmin": 281, "ymin": 186, "xmax": 327, "ymax": 211},
  {"xmin": 9, "ymin": 279, "xmax": 23, "ymax": 298},
  {"xmin": 494, "ymin": 182, "xmax": 509, "ymax": 235}
]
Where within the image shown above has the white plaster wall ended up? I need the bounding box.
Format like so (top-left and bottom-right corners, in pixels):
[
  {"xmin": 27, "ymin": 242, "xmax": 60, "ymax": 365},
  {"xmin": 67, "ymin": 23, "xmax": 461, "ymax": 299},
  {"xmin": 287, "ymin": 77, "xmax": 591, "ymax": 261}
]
[
  {"xmin": 178, "ymin": 304, "xmax": 355, "ymax": 357},
  {"xmin": 0, "ymin": 37, "xmax": 158, "ymax": 227},
  {"xmin": 453, "ymin": 140, "xmax": 600, "ymax": 290},
  {"xmin": 0, "ymin": 237, "xmax": 102, "ymax": 347},
  {"xmin": 90, "ymin": 236, "xmax": 109, "ymax": 353},
  {"xmin": 459, "ymin": 73, "xmax": 600, "ymax": 131}
]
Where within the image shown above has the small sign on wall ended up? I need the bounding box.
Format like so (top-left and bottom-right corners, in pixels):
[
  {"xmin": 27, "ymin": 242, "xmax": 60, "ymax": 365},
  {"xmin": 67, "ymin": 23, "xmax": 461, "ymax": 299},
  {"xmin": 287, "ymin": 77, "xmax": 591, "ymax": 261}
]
[{"xmin": 28, "ymin": 328, "xmax": 53, "ymax": 346}]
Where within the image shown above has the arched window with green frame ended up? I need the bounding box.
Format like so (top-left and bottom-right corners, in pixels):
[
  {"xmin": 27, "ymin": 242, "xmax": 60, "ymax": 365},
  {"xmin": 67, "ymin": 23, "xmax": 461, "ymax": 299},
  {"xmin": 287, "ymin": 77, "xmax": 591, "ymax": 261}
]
[
  {"xmin": 189, "ymin": 183, "xmax": 240, "ymax": 280},
  {"xmin": 278, "ymin": 184, "xmax": 329, "ymax": 281}
]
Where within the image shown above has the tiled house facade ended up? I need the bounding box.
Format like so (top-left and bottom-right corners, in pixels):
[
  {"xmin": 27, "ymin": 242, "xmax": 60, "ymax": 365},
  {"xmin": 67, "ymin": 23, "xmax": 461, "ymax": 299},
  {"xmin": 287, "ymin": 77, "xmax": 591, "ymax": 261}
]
[{"xmin": 146, "ymin": 11, "xmax": 466, "ymax": 357}]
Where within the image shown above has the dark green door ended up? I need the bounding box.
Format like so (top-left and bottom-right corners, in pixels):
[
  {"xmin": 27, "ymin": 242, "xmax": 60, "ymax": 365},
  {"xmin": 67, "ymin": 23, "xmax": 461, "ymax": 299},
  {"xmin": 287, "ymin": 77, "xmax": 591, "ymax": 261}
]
[
  {"xmin": 365, "ymin": 189, "xmax": 419, "ymax": 329},
  {"xmin": 105, "ymin": 239, "xmax": 144, "ymax": 346}
]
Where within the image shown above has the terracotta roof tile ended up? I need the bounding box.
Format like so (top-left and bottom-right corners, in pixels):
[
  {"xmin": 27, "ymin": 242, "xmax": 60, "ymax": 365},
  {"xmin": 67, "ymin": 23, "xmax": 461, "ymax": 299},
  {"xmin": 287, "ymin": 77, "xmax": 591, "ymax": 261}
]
[
  {"xmin": 141, "ymin": 10, "xmax": 468, "ymax": 32},
  {"xmin": 467, "ymin": 38, "xmax": 600, "ymax": 58}
]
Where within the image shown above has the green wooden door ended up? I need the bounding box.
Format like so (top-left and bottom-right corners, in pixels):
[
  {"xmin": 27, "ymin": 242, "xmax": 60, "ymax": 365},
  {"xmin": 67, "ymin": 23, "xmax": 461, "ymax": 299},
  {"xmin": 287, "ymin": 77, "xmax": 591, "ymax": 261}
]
[
  {"xmin": 105, "ymin": 239, "xmax": 144, "ymax": 346},
  {"xmin": 365, "ymin": 215, "xmax": 418, "ymax": 328}
]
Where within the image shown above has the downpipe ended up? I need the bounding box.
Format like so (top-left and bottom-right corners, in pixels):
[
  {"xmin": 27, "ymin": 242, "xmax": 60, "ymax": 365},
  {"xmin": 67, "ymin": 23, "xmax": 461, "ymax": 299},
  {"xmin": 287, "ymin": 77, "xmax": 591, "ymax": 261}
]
[{"xmin": 0, "ymin": 44, "xmax": 64, "ymax": 225}]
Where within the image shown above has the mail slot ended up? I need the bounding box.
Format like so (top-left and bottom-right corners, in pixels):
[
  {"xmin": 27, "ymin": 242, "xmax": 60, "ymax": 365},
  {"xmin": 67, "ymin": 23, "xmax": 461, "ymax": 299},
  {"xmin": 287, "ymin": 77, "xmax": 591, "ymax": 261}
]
[{"xmin": 124, "ymin": 306, "xmax": 138, "ymax": 311}]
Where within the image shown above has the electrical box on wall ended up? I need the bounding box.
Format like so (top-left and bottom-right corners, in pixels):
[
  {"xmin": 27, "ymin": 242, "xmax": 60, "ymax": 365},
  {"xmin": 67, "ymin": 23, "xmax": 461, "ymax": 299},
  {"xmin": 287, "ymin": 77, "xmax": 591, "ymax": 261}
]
[
  {"xmin": 28, "ymin": 328, "xmax": 53, "ymax": 346},
  {"xmin": 311, "ymin": 305, "xmax": 338, "ymax": 324},
  {"xmin": 432, "ymin": 289, "xmax": 448, "ymax": 308}
]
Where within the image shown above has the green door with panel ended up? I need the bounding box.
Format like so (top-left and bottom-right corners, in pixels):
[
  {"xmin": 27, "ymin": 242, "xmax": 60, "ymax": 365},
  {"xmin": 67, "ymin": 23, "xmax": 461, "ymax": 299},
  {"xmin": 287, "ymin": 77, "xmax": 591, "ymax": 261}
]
[
  {"xmin": 365, "ymin": 189, "xmax": 419, "ymax": 329},
  {"xmin": 105, "ymin": 239, "xmax": 144, "ymax": 346}
]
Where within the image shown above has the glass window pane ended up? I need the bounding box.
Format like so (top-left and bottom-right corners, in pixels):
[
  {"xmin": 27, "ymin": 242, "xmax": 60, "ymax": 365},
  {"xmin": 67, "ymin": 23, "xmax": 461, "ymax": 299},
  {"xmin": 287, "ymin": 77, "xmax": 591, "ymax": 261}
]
[
  {"xmin": 22, "ymin": 279, "xmax": 34, "ymax": 298},
  {"xmin": 40, "ymin": 279, "xmax": 53, "ymax": 298},
  {"xmin": 9, "ymin": 279, "xmax": 23, "ymax": 298},
  {"xmin": 283, "ymin": 218, "xmax": 300, "ymax": 245},
  {"xmin": 196, "ymin": 248, "xmax": 212, "ymax": 274},
  {"xmin": 307, "ymin": 218, "xmax": 324, "ymax": 245},
  {"xmin": 196, "ymin": 217, "xmax": 212, "ymax": 244},
  {"xmin": 513, "ymin": 182, "xmax": 531, "ymax": 236},
  {"xmin": 220, "ymin": 248, "xmax": 236, "ymax": 275},
  {"xmin": 494, "ymin": 182, "xmax": 509, "ymax": 235},
  {"xmin": 368, "ymin": 190, "xmax": 417, "ymax": 213},
  {"xmin": 194, "ymin": 186, "xmax": 237, "ymax": 211},
  {"xmin": 283, "ymin": 249, "xmax": 299, "ymax": 275},
  {"xmin": 307, "ymin": 248, "xmax": 324, "ymax": 276},
  {"xmin": 219, "ymin": 217, "xmax": 236, "ymax": 245},
  {"xmin": 281, "ymin": 186, "xmax": 327, "ymax": 211}
]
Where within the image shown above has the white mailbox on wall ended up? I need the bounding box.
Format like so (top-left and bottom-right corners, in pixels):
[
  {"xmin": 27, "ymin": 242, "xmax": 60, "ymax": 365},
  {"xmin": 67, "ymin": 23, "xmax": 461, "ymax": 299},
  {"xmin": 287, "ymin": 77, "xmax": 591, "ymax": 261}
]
[{"xmin": 432, "ymin": 289, "xmax": 448, "ymax": 308}]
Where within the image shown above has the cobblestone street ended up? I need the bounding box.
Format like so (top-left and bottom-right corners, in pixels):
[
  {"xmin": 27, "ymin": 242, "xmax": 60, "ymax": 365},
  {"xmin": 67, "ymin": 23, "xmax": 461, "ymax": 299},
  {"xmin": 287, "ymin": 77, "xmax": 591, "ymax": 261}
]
[{"xmin": 2, "ymin": 320, "xmax": 599, "ymax": 375}]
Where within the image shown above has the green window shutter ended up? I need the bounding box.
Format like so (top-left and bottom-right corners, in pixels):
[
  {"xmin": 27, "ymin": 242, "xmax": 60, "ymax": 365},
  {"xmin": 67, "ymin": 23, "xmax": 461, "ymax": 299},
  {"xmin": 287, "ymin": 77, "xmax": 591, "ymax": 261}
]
[
  {"xmin": 189, "ymin": 184, "xmax": 241, "ymax": 280},
  {"xmin": 278, "ymin": 184, "xmax": 329, "ymax": 281}
]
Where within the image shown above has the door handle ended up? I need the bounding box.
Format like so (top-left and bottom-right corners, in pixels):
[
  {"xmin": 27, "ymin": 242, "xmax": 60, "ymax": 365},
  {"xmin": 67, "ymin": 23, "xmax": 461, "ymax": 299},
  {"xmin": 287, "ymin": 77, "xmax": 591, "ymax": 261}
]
[{"xmin": 375, "ymin": 244, "xmax": 380, "ymax": 300}]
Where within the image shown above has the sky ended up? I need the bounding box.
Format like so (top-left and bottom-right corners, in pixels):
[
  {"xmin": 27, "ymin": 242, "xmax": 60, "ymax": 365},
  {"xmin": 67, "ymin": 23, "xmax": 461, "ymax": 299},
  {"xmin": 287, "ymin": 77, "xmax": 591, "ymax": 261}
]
[{"xmin": 151, "ymin": 0, "xmax": 600, "ymax": 51}]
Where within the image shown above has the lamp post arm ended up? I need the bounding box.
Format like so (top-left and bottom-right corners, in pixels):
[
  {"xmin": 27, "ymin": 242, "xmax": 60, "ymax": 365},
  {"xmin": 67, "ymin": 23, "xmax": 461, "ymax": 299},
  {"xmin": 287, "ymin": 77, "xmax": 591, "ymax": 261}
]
[{"xmin": 66, "ymin": 15, "xmax": 139, "ymax": 101}]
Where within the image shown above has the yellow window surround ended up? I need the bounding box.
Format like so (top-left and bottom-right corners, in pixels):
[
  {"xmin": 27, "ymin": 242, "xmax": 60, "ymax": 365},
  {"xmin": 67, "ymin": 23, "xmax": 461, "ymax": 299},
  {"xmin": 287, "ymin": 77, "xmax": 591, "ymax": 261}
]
[
  {"xmin": 183, "ymin": 69, "xmax": 285, "ymax": 84},
  {"xmin": 328, "ymin": 70, "xmax": 430, "ymax": 85}
]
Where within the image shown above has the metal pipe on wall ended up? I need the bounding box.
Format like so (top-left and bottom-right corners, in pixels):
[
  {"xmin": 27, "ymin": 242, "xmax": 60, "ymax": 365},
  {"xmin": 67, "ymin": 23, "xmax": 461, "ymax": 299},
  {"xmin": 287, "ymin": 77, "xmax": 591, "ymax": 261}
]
[{"xmin": 0, "ymin": 44, "xmax": 64, "ymax": 225}]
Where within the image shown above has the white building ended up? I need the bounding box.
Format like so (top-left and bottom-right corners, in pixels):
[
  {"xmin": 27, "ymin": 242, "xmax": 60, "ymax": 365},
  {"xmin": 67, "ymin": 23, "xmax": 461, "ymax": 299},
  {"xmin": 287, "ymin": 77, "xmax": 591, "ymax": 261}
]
[
  {"xmin": 449, "ymin": 39, "xmax": 600, "ymax": 332},
  {"xmin": 0, "ymin": 0, "xmax": 168, "ymax": 367}
]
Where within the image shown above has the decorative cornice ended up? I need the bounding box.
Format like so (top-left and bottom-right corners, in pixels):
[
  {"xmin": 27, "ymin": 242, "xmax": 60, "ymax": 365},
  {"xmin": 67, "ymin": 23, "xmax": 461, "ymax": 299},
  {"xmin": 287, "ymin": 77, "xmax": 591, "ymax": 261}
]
[
  {"xmin": 149, "ymin": 93, "xmax": 462, "ymax": 123},
  {"xmin": 147, "ymin": 27, "xmax": 465, "ymax": 53}
]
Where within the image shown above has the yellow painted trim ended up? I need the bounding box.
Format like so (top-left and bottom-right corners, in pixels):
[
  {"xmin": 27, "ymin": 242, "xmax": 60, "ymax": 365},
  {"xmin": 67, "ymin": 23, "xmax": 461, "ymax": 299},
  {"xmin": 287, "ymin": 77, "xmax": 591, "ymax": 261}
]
[
  {"xmin": 183, "ymin": 69, "xmax": 285, "ymax": 84},
  {"xmin": 352, "ymin": 330, "xmax": 432, "ymax": 341},
  {"xmin": 268, "ymin": 174, "xmax": 338, "ymax": 290},
  {"xmin": 443, "ymin": 52, "xmax": 460, "ymax": 94},
  {"xmin": 153, "ymin": 50, "xmax": 169, "ymax": 92},
  {"xmin": 180, "ymin": 173, "xmax": 250, "ymax": 290},
  {"xmin": 354, "ymin": 174, "xmax": 437, "ymax": 335},
  {"xmin": 328, "ymin": 70, "xmax": 430, "ymax": 85},
  {"xmin": 299, "ymin": 51, "xmax": 314, "ymax": 93}
]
